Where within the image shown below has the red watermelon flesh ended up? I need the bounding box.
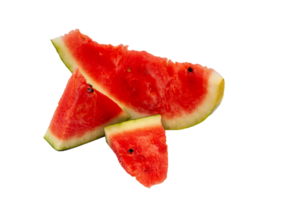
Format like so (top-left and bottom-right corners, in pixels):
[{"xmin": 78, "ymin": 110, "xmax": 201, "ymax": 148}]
[
  {"xmin": 44, "ymin": 68, "xmax": 129, "ymax": 151},
  {"xmin": 52, "ymin": 29, "xmax": 225, "ymax": 129},
  {"xmin": 105, "ymin": 115, "xmax": 168, "ymax": 188}
]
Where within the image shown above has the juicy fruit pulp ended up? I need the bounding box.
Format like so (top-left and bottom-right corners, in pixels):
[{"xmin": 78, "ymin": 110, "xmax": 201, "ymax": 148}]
[
  {"xmin": 44, "ymin": 68, "xmax": 129, "ymax": 151},
  {"xmin": 105, "ymin": 115, "xmax": 168, "ymax": 188},
  {"xmin": 52, "ymin": 30, "xmax": 224, "ymax": 130}
]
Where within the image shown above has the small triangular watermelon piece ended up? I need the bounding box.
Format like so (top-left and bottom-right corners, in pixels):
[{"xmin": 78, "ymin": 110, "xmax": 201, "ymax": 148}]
[
  {"xmin": 104, "ymin": 115, "xmax": 168, "ymax": 188},
  {"xmin": 44, "ymin": 68, "xmax": 130, "ymax": 151},
  {"xmin": 51, "ymin": 29, "xmax": 224, "ymax": 130}
]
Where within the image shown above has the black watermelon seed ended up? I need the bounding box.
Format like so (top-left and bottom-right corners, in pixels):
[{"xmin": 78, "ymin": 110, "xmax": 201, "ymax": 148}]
[
  {"xmin": 87, "ymin": 88, "xmax": 94, "ymax": 93},
  {"xmin": 87, "ymin": 83, "xmax": 94, "ymax": 93},
  {"xmin": 188, "ymin": 67, "xmax": 193, "ymax": 73},
  {"xmin": 128, "ymin": 148, "xmax": 134, "ymax": 154}
]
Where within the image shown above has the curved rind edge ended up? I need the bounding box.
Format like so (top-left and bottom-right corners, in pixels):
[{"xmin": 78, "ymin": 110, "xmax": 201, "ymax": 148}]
[
  {"xmin": 44, "ymin": 111, "xmax": 130, "ymax": 151},
  {"xmin": 168, "ymin": 69, "xmax": 227, "ymax": 131},
  {"xmin": 44, "ymin": 128, "xmax": 104, "ymax": 151}
]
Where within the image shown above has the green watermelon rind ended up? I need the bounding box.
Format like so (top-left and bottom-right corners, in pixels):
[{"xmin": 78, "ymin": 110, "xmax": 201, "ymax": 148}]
[
  {"xmin": 44, "ymin": 111, "xmax": 130, "ymax": 151},
  {"xmin": 42, "ymin": 127, "xmax": 103, "ymax": 152},
  {"xmin": 48, "ymin": 35, "xmax": 74, "ymax": 74}
]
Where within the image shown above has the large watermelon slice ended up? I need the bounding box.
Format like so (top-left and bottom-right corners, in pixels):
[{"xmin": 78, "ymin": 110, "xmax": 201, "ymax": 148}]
[
  {"xmin": 104, "ymin": 115, "xmax": 168, "ymax": 188},
  {"xmin": 51, "ymin": 29, "xmax": 225, "ymax": 129},
  {"xmin": 44, "ymin": 68, "xmax": 130, "ymax": 151}
]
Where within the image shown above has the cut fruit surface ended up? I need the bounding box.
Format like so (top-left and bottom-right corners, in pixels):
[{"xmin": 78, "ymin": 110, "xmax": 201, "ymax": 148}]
[{"xmin": 52, "ymin": 29, "xmax": 225, "ymax": 129}]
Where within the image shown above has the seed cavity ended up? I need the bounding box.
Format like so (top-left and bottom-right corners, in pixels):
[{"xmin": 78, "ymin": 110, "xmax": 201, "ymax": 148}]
[
  {"xmin": 188, "ymin": 67, "xmax": 193, "ymax": 73},
  {"xmin": 128, "ymin": 148, "xmax": 134, "ymax": 154}
]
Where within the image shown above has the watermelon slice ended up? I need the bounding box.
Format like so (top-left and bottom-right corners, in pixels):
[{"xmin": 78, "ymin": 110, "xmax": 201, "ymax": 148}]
[
  {"xmin": 51, "ymin": 29, "xmax": 225, "ymax": 130},
  {"xmin": 44, "ymin": 68, "xmax": 130, "ymax": 151},
  {"xmin": 104, "ymin": 115, "xmax": 168, "ymax": 188}
]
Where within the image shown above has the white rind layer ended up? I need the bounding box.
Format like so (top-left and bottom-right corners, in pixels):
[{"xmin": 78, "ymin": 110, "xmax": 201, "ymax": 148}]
[
  {"xmin": 44, "ymin": 111, "xmax": 130, "ymax": 151},
  {"xmin": 104, "ymin": 115, "xmax": 162, "ymax": 146}
]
